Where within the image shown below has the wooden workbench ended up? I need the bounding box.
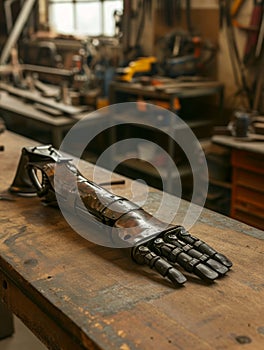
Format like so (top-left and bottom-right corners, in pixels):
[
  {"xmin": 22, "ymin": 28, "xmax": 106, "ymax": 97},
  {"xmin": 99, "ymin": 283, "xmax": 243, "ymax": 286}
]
[{"xmin": 0, "ymin": 131, "xmax": 264, "ymax": 350}]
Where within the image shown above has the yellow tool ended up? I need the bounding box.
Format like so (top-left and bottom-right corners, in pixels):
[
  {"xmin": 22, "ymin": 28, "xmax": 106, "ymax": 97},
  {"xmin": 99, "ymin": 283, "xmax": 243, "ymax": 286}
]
[
  {"xmin": 231, "ymin": 0, "xmax": 246, "ymax": 17},
  {"xmin": 115, "ymin": 56, "xmax": 157, "ymax": 82}
]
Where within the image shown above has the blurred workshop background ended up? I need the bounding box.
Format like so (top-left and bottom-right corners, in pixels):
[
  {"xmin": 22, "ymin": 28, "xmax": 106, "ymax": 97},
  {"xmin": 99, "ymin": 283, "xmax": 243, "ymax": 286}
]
[{"xmin": 0, "ymin": 0, "xmax": 263, "ymax": 229}]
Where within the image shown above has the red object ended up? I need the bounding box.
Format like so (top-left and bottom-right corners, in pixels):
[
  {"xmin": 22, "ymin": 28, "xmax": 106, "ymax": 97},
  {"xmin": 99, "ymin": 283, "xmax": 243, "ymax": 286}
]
[{"xmin": 243, "ymin": 1, "xmax": 263, "ymax": 64}]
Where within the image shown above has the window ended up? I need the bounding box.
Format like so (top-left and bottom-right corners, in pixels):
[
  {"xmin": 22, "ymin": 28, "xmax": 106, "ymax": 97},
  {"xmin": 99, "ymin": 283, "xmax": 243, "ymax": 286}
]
[{"xmin": 48, "ymin": 0, "xmax": 123, "ymax": 36}]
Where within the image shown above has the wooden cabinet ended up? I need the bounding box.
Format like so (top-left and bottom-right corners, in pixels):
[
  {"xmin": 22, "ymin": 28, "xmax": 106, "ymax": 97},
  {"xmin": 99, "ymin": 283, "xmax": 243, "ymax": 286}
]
[
  {"xmin": 231, "ymin": 149, "xmax": 264, "ymax": 230},
  {"xmin": 206, "ymin": 144, "xmax": 232, "ymax": 215}
]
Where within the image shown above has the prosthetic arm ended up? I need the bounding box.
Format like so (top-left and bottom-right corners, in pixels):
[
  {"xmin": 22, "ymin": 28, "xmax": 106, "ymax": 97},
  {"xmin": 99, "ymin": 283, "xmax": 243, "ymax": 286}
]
[{"xmin": 10, "ymin": 145, "xmax": 232, "ymax": 287}]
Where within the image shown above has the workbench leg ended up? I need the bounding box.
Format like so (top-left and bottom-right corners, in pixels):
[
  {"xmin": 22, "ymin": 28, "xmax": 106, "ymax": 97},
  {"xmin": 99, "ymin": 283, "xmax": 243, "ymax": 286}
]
[
  {"xmin": 219, "ymin": 86, "xmax": 224, "ymax": 119},
  {"xmin": 52, "ymin": 128, "xmax": 63, "ymax": 149},
  {"xmin": 0, "ymin": 300, "xmax": 14, "ymax": 339}
]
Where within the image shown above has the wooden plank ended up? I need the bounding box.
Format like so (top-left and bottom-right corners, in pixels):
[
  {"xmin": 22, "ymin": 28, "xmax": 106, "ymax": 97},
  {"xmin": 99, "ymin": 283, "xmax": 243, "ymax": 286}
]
[
  {"xmin": 236, "ymin": 168, "xmax": 264, "ymax": 193},
  {"xmin": 236, "ymin": 185, "xmax": 264, "ymax": 211},
  {"xmin": 232, "ymin": 150, "xmax": 264, "ymax": 174},
  {"xmin": 0, "ymin": 82, "xmax": 88, "ymax": 116},
  {"xmin": 233, "ymin": 207, "xmax": 264, "ymax": 230},
  {"xmin": 22, "ymin": 64, "xmax": 74, "ymax": 78},
  {"xmin": 0, "ymin": 92, "xmax": 75, "ymax": 126},
  {"xmin": 0, "ymin": 131, "xmax": 264, "ymax": 349}
]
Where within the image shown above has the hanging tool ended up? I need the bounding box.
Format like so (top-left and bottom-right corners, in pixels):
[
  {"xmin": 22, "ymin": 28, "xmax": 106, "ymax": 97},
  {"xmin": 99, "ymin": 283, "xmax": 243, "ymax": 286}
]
[
  {"xmin": 255, "ymin": 8, "xmax": 264, "ymax": 57},
  {"xmin": 221, "ymin": 0, "xmax": 252, "ymax": 108},
  {"xmin": 166, "ymin": 0, "xmax": 174, "ymax": 27},
  {"xmin": 157, "ymin": 0, "xmax": 182, "ymax": 27},
  {"xmin": 175, "ymin": 0, "xmax": 182, "ymax": 22},
  {"xmin": 144, "ymin": 0, "xmax": 152, "ymax": 19},
  {"xmin": 0, "ymin": 0, "xmax": 37, "ymax": 65},
  {"xmin": 253, "ymin": 47, "xmax": 264, "ymax": 110},
  {"xmin": 243, "ymin": 0, "xmax": 264, "ymax": 64},
  {"xmin": 122, "ymin": 0, "xmax": 132, "ymax": 53},
  {"xmin": 230, "ymin": 0, "xmax": 264, "ymax": 64},
  {"xmin": 231, "ymin": 0, "xmax": 247, "ymax": 16},
  {"xmin": 186, "ymin": 0, "xmax": 194, "ymax": 33},
  {"xmin": 134, "ymin": 0, "xmax": 145, "ymax": 50},
  {"xmin": 4, "ymin": 0, "xmax": 17, "ymax": 33}
]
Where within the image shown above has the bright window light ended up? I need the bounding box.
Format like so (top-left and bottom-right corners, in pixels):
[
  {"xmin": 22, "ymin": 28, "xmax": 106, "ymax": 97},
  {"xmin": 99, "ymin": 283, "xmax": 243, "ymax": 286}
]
[{"xmin": 48, "ymin": 0, "xmax": 123, "ymax": 36}]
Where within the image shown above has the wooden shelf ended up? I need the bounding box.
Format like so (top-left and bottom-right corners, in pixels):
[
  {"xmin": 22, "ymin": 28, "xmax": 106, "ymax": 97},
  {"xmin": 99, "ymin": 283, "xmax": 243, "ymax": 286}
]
[
  {"xmin": 209, "ymin": 177, "xmax": 232, "ymax": 190},
  {"xmin": 114, "ymin": 156, "xmax": 191, "ymax": 179}
]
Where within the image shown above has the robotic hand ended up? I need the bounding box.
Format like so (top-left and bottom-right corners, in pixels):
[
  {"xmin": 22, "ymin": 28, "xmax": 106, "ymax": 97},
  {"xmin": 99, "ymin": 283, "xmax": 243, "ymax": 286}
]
[
  {"xmin": 132, "ymin": 225, "xmax": 232, "ymax": 286},
  {"xmin": 10, "ymin": 145, "xmax": 232, "ymax": 287}
]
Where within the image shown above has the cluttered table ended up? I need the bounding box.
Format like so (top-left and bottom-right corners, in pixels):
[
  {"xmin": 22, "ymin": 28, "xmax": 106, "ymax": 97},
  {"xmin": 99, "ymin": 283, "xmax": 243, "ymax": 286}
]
[
  {"xmin": 109, "ymin": 79, "xmax": 224, "ymax": 113},
  {"xmin": 0, "ymin": 82, "xmax": 94, "ymax": 148},
  {"xmin": 0, "ymin": 131, "xmax": 264, "ymax": 349}
]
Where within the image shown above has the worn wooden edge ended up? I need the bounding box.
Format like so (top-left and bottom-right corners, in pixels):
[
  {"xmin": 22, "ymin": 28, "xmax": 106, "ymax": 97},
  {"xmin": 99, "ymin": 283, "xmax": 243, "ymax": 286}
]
[{"xmin": 0, "ymin": 259, "xmax": 101, "ymax": 350}]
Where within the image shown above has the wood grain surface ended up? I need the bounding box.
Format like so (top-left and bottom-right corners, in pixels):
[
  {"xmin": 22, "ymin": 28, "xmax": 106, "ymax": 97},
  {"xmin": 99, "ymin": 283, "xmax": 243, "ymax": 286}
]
[{"xmin": 0, "ymin": 131, "xmax": 264, "ymax": 350}]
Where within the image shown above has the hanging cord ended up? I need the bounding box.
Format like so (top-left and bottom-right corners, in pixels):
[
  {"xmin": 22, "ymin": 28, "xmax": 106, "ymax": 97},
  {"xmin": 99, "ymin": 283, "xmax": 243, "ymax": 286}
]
[{"xmin": 220, "ymin": 0, "xmax": 253, "ymax": 109}]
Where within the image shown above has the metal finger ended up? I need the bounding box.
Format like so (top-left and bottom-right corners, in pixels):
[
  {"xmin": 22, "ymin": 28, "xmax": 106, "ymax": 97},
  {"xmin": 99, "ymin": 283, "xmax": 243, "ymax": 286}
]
[
  {"xmin": 152, "ymin": 238, "xmax": 219, "ymax": 282},
  {"xmin": 132, "ymin": 245, "xmax": 187, "ymax": 286},
  {"xmin": 167, "ymin": 226, "xmax": 233, "ymax": 268},
  {"xmin": 0, "ymin": 194, "xmax": 16, "ymax": 201},
  {"xmin": 163, "ymin": 233, "xmax": 229, "ymax": 276}
]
